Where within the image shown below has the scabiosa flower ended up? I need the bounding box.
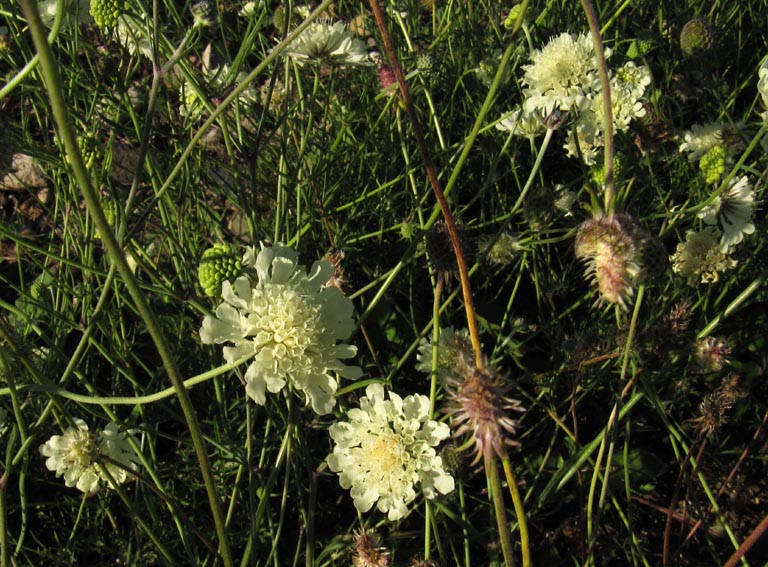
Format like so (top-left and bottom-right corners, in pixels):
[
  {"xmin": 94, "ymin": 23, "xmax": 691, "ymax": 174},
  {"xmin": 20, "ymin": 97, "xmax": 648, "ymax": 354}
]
[
  {"xmin": 327, "ymin": 384, "xmax": 454, "ymax": 521},
  {"xmin": 199, "ymin": 243, "xmax": 362, "ymax": 415},
  {"xmin": 280, "ymin": 20, "xmax": 371, "ymax": 67},
  {"xmin": 697, "ymin": 175, "xmax": 756, "ymax": 251},
  {"xmin": 37, "ymin": 0, "xmax": 92, "ymax": 29},
  {"xmin": 575, "ymin": 214, "xmax": 645, "ymax": 308},
  {"xmin": 416, "ymin": 327, "xmax": 472, "ymax": 378},
  {"xmin": 115, "ymin": 13, "xmax": 152, "ymax": 59},
  {"xmin": 478, "ymin": 231, "xmax": 523, "ymax": 266},
  {"xmin": 39, "ymin": 420, "xmax": 139, "ymax": 493},
  {"xmin": 444, "ymin": 354, "xmax": 525, "ymax": 465},
  {"xmin": 758, "ymin": 57, "xmax": 768, "ymax": 110},
  {"xmin": 679, "ymin": 122, "xmax": 724, "ymax": 162},
  {"xmin": 495, "ymin": 107, "xmax": 544, "ymax": 139},
  {"xmin": 670, "ymin": 228, "xmax": 736, "ymax": 284},
  {"xmin": 693, "ymin": 336, "xmax": 731, "ymax": 373},
  {"xmin": 522, "ymin": 32, "xmax": 608, "ymax": 116},
  {"xmin": 699, "ymin": 144, "xmax": 727, "ymax": 184}
]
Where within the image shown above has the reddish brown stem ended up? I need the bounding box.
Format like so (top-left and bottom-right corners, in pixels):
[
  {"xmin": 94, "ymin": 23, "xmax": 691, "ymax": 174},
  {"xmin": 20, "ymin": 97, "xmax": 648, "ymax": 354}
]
[{"xmin": 367, "ymin": 0, "xmax": 483, "ymax": 368}]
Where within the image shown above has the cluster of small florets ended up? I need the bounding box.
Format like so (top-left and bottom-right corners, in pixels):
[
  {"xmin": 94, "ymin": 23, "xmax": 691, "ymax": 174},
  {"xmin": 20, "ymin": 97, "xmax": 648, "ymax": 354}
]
[
  {"xmin": 89, "ymin": 0, "xmax": 122, "ymax": 28},
  {"xmin": 497, "ymin": 32, "xmax": 651, "ymax": 165}
]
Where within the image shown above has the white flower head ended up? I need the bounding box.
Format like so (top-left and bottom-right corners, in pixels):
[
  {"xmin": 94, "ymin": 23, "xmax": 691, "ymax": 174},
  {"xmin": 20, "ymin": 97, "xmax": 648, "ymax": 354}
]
[
  {"xmin": 670, "ymin": 228, "xmax": 737, "ymax": 284},
  {"xmin": 39, "ymin": 420, "xmax": 139, "ymax": 493},
  {"xmin": 200, "ymin": 243, "xmax": 362, "ymax": 415},
  {"xmin": 680, "ymin": 123, "xmax": 723, "ymax": 162},
  {"xmin": 116, "ymin": 13, "xmax": 153, "ymax": 59},
  {"xmin": 280, "ymin": 20, "xmax": 371, "ymax": 67},
  {"xmin": 496, "ymin": 107, "xmax": 544, "ymax": 139},
  {"xmin": 36, "ymin": 0, "xmax": 92, "ymax": 29},
  {"xmin": 522, "ymin": 32, "xmax": 609, "ymax": 116},
  {"xmin": 697, "ymin": 175, "xmax": 756, "ymax": 251},
  {"xmin": 327, "ymin": 384, "xmax": 454, "ymax": 521},
  {"xmin": 758, "ymin": 57, "xmax": 768, "ymax": 109}
]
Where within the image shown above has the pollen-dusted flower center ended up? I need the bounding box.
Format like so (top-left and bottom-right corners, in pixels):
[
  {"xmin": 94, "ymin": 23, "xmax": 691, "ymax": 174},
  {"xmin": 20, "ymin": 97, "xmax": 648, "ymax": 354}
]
[
  {"xmin": 368, "ymin": 431, "xmax": 405, "ymax": 475},
  {"xmin": 250, "ymin": 284, "xmax": 322, "ymax": 365},
  {"xmin": 63, "ymin": 430, "xmax": 97, "ymax": 470}
]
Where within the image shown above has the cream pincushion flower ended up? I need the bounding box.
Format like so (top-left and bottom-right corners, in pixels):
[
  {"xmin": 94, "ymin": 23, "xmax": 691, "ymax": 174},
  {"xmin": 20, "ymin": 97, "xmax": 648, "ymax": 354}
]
[
  {"xmin": 200, "ymin": 244, "xmax": 362, "ymax": 415},
  {"xmin": 697, "ymin": 175, "xmax": 756, "ymax": 251},
  {"xmin": 327, "ymin": 384, "xmax": 454, "ymax": 521},
  {"xmin": 280, "ymin": 20, "xmax": 370, "ymax": 67},
  {"xmin": 522, "ymin": 32, "xmax": 608, "ymax": 115},
  {"xmin": 670, "ymin": 228, "xmax": 736, "ymax": 284},
  {"xmin": 680, "ymin": 123, "xmax": 724, "ymax": 162},
  {"xmin": 39, "ymin": 420, "xmax": 139, "ymax": 493}
]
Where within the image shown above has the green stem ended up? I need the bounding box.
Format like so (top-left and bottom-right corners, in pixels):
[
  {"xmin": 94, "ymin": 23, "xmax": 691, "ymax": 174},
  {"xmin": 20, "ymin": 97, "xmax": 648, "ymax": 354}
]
[
  {"xmin": 17, "ymin": 3, "xmax": 232, "ymax": 564},
  {"xmin": 486, "ymin": 452, "xmax": 515, "ymax": 567},
  {"xmin": 502, "ymin": 452, "xmax": 531, "ymax": 567}
]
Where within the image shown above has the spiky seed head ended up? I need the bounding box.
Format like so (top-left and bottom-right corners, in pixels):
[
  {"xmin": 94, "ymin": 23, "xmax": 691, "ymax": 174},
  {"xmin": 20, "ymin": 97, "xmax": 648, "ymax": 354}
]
[
  {"xmin": 352, "ymin": 529, "xmax": 390, "ymax": 567},
  {"xmin": 191, "ymin": 1, "xmax": 215, "ymax": 28},
  {"xmin": 425, "ymin": 221, "xmax": 468, "ymax": 276},
  {"xmin": 444, "ymin": 353, "xmax": 525, "ymax": 465},
  {"xmin": 198, "ymin": 243, "xmax": 243, "ymax": 297},
  {"xmin": 575, "ymin": 214, "xmax": 645, "ymax": 309},
  {"xmin": 590, "ymin": 155, "xmax": 625, "ymax": 189},
  {"xmin": 680, "ymin": 18, "xmax": 714, "ymax": 58}
]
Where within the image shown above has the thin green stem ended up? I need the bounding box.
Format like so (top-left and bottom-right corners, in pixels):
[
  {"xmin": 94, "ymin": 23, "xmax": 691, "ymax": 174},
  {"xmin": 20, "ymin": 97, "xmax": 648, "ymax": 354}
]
[
  {"xmin": 17, "ymin": 3, "xmax": 232, "ymax": 564},
  {"xmin": 486, "ymin": 452, "xmax": 515, "ymax": 567},
  {"xmin": 502, "ymin": 452, "xmax": 531, "ymax": 567}
]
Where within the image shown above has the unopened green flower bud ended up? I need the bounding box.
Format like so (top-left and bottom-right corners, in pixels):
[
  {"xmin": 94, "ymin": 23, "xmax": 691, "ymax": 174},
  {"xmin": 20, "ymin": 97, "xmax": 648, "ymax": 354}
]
[
  {"xmin": 680, "ymin": 18, "xmax": 714, "ymax": 58},
  {"xmin": 90, "ymin": 0, "xmax": 122, "ymax": 28},
  {"xmin": 198, "ymin": 243, "xmax": 243, "ymax": 297},
  {"xmin": 699, "ymin": 144, "xmax": 726, "ymax": 184}
]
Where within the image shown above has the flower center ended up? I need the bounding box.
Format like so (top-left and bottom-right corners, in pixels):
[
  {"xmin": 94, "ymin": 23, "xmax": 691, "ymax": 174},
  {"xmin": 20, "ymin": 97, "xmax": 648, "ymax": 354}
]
[{"xmin": 370, "ymin": 432, "xmax": 404, "ymax": 475}]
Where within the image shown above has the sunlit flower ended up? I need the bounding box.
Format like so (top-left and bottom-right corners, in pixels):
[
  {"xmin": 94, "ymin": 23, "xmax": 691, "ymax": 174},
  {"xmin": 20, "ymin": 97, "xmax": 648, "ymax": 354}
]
[
  {"xmin": 280, "ymin": 20, "xmax": 370, "ymax": 67},
  {"xmin": 496, "ymin": 107, "xmax": 544, "ymax": 139},
  {"xmin": 522, "ymin": 32, "xmax": 608, "ymax": 115},
  {"xmin": 679, "ymin": 123, "xmax": 723, "ymax": 162},
  {"xmin": 416, "ymin": 327, "xmax": 472, "ymax": 378},
  {"xmin": 116, "ymin": 13, "xmax": 152, "ymax": 59},
  {"xmin": 670, "ymin": 228, "xmax": 737, "ymax": 284},
  {"xmin": 200, "ymin": 244, "xmax": 362, "ymax": 415},
  {"xmin": 39, "ymin": 420, "xmax": 139, "ymax": 493},
  {"xmin": 327, "ymin": 384, "xmax": 454, "ymax": 521},
  {"xmin": 37, "ymin": 0, "xmax": 92, "ymax": 29},
  {"xmin": 697, "ymin": 175, "xmax": 756, "ymax": 251},
  {"xmin": 758, "ymin": 57, "xmax": 768, "ymax": 109}
]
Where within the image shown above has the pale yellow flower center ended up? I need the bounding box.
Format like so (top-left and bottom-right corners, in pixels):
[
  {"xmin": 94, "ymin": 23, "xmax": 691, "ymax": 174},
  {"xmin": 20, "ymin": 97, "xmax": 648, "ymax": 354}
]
[{"xmin": 370, "ymin": 432, "xmax": 404, "ymax": 474}]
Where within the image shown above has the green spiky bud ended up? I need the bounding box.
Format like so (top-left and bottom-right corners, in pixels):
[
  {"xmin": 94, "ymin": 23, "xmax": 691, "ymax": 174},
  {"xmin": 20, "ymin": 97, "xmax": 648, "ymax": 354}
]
[
  {"xmin": 415, "ymin": 52, "xmax": 435, "ymax": 77},
  {"xmin": 503, "ymin": 4, "xmax": 529, "ymax": 30},
  {"xmin": 626, "ymin": 35, "xmax": 655, "ymax": 59},
  {"xmin": 680, "ymin": 18, "xmax": 714, "ymax": 58},
  {"xmin": 699, "ymin": 144, "xmax": 726, "ymax": 184},
  {"xmin": 76, "ymin": 134, "xmax": 98, "ymax": 170},
  {"xmin": 198, "ymin": 243, "xmax": 243, "ymax": 297},
  {"xmin": 90, "ymin": 0, "xmax": 122, "ymax": 28}
]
